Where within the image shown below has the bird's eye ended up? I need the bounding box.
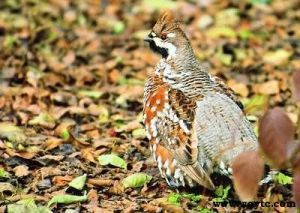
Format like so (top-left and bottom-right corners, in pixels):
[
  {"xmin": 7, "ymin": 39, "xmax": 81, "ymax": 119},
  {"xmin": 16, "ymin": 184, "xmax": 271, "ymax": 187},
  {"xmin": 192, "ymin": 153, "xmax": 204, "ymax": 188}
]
[{"xmin": 161, "ymin": 34, "xmax": 167, "ymax": 40}]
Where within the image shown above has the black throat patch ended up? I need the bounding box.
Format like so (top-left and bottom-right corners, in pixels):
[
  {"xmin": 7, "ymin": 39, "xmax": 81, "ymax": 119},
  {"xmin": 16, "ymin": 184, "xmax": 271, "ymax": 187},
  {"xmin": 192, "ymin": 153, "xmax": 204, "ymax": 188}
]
[{"xmin": 148, "ymin": 40, "xmax": 168, "ymax": 58}]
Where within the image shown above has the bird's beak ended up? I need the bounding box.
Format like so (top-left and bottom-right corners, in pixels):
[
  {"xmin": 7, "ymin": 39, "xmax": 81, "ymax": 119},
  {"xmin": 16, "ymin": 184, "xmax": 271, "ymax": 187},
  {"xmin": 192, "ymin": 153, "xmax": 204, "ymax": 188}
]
[{"xmin": 144, "ymin": 35, "xmax": 152, "ymax": 43}]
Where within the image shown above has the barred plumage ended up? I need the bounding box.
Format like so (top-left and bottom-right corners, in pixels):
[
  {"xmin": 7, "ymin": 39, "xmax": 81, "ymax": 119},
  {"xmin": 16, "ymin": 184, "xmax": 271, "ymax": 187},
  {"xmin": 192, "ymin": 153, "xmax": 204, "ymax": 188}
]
[{"xmin": 143, "ymin": 12, "xmax": 258, "ymax": 189}]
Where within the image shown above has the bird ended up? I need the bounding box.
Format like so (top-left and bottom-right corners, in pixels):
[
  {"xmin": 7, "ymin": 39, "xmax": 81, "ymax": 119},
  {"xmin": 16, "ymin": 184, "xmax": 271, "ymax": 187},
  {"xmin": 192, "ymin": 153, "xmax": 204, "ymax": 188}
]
[{"xmin": 143, "ymin": 11, "xmax": 258, "ymax": 190}]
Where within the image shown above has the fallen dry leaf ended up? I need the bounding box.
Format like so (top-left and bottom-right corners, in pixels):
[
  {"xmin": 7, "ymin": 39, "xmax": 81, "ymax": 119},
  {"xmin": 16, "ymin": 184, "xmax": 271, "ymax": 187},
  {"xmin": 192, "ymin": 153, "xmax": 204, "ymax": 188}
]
[
  {"xmin": 292, "ymin": 70, "xmax": 300, "ymax": 102},
  {"xmin": 227, "ymin": 79, "xmax": 249, "ymax": 97},
  {"xmin": 52, "ymin": 175, "xmax": 73, "ymax": 186},
  {"xmin": 5, "ymin": 149, "xmax": 37, "ymax": 159},
  {"xmin": 141, "ymin": 203, "xmax": 163, "ymax": 212},
  {"xmin": 153, "ymin": 198, "xmax": 185, "ymax": 213},
  {"xmin": 43, "ymin": 137, "xmax": 64, "ymax": 151},
  {"xmin": 109, "ymin": 181, "xmax": 124, "ymax": 195},
  {"xmin": 0, "ymin": 182, "xmax": 15, "ymax": 194},
  {"xmin": 14, "ymin": 165, "xmax": 30, "ymax": 177},
  {"xmin": 259, "ymin": 107, "xmax": 295, "ymax": 168},
  {"xmin": 253, "ymin": 80, "xmax": 280, "ymax": 95},
  {"xmin": 232, "ymin": 151, "xmax": 264, "ymax": 201},
  {"xmin": 81, "ymin": 147, "xmax": 97, "ymax": 163},
  {"xmin": 40, "ymin": 167, "xmax": 62, "ymax": 178},
  {"xmin": 87, "ymin": 178, "xmax": 115, "ymax": 187},
  {"xmin": 84, "ymin": 189, "xmax": 105, "ymax": 212}
]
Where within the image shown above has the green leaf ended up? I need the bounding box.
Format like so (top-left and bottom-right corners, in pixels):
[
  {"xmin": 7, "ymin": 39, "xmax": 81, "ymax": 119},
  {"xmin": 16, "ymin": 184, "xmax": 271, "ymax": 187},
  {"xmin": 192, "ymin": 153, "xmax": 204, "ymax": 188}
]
[
  {"xmin": 77, "ymin": 90, "xmax": 103, "ymax": 99},
  {"xmin": 8, "ymin": 198, "xmax": 51, "ymax": 213},
  {"xmin": 69, "ymin": 174, "xmax": 87, "ymax": 190},
  {"xmin": 249, "ymin": 0, "xmax": 272, "ymax": 4},
  {"xmin": 214, "ymin": 185, "xmax": 231, "ymax": 200},
  {"xmin": 122, "ymin": 173, "xmax": 152, "ymax": 188},
  {"xmin": 242, "ymin": 95, "xmax": 269, "ymax": 114},
  {"xmin": 47, "ymin": 193, "xmax": 87, "ymax": 207},
  {"xmin": 3, "ymin": 35, "xmax": 20, "ymax": 48},
  {"xmin": 59, "ymin": 128, "xmax": 70, "ymax": 140},
  {"xmin": 141, "ymin": 0, "xmax": 177, "ymax": 11},
  {"xmin": 6, "ymin": 0, "xmax": 19, "ymax": 8},
  {"xmin": 216, "ymin": 49, "xmax": 233, "ymax": 66},
  {"xmin": 132, "ymin": 128, "xmax": 147, "ymax": 139},
  {"xmin": 263, "ymin": 49, "xmax": 292, "ymax": 66},
  {"xmin": 274, "ymin": 172, "xmax": 293, "ymax": 185},
  {"xmin": 234, "ymin": 48, "xmax": 247, "ymax": 61},
  {"xmin": 182, "ymin": 193, "xmax": 202, "ymax": 202},
  {"xmin": 7, "ymin": 204, "xmax": 51, "ymax": 213},
  {"xmin": 113, "ymin": 21, "xmax": 125, "ymax": 34},
  {"xmin": 17, "ymin": 198, "xmax": 37, "ymax": 208},
  {"xmin": 98, "ymin": 154, "xmax": 127, "ymax": 169},
  {"xmin": 27, "ymin": 145, "xmax": 40, "ymax": 152},
  {"xmin": 26, "ymin": 66, "xmax": 44, "ymax": 87},
  {"xmin": 238, "ymin": 29, "xmax": 254, "ymax": 40},
  {"xmin": 167, "ymin": 193, "xmax": 181, "ymax": 206},
  {"xmin": 0, "ymin": 122, "xmax": 26, "ymax": 143},
  {"xmin": 98, "ymin": 106, "xmax": 109, "ymax": 124},
  {"xmin": 28, "ymin": 113, "xmax": 56, "ymax": 128},
  {"xmin": 206, "ymin": 26, "xmax": 237, "ymax": 39},
  {"xmin": 215, "ymin": 8, "xmax": 240, "ymax": 27},
  {"xmin": 194, "ymin": 207, "xmax": 214, "ymax": 213},
  {"xmin": 117, "ymin": 77, "xmax": 145, "ymax": 86},
  {"xmin": 115, "ymin": 95, "xmax": 128, "ymax": 108},
  {"xmin": 0, "ymin": 168, "xmax": 10, "ymax": 178},
  {"xmin": 167, "ymin": 193, "xmax": 202, "ymax": 206},
  {"xmin": 218, "ymin": 53, "xmax": 232, "ymax": 66},
  {"xmin": 133, "ymin": 30, "xmax": 149, "ymax": 40},
  {"xmin": 77, "ymin": 13, "xmax": 86, "ymax": 26},
  {"xmin": 7, "ymin": 204, "xmax": 28, "ymax": 213}
]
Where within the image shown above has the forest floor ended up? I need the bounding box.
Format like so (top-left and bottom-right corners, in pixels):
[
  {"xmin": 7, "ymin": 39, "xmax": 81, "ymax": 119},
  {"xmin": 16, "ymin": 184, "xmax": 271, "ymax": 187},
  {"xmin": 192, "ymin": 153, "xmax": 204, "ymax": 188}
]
[{"xmin": 0, "ymin": 0, "xmax": 299, "ymax": 212}]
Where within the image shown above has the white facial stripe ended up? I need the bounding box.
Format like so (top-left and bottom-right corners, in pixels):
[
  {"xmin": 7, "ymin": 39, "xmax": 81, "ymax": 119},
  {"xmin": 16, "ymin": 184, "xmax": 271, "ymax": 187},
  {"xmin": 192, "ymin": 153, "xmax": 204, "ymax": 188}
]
[
  {"xmin": 153, "ymin": 37, "xmax": 177, "ymax": 58},
  {"xmin": 151, "ymin": 32, "xmax": 156, "ymax": 37},
  {"xmin": 167, "ymin": 33, "xmax": 176, "ymax": 38}
]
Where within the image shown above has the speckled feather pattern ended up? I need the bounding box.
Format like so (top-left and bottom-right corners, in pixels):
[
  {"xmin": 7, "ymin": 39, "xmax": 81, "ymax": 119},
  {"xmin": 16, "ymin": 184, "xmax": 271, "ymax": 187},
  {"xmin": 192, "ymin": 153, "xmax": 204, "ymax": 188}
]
[
  {"xmin": 144, "ymin": 58, "xmax": 258, "ymax": 189},
  {"xmin": 143, "ymin": 12, "xmax": 258, "ymax": 189}
]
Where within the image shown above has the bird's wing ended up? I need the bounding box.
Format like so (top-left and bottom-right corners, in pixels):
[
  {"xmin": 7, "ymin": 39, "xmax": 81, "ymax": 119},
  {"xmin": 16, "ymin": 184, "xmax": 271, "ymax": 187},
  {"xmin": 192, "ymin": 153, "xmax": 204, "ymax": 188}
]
[
  {"xmin": 212, "ymin": 76, "xmax": 244, "ymax": 111},
  {"xmin": 161, "ymin": 88, "xmax": 215, "ymax": 189},
  {"xmin": 194, "ymin": 92, "xmax": 258, "ymax": 170}
]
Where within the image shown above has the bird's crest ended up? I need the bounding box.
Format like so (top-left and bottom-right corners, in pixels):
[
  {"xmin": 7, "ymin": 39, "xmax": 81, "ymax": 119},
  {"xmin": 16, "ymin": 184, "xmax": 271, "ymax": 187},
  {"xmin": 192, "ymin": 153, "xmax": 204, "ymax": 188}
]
[
  {"xmin": 158, "ymin": 11, "xmax": 175, "ymax": 25},
  {"xmin": 153, "ymin": 11, "xmax": 180, "ymax": 34}
]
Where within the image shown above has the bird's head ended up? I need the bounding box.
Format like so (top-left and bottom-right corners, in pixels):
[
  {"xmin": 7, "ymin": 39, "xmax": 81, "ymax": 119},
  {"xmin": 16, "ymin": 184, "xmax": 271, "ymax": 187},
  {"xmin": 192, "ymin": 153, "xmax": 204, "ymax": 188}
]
[{"xmin": 144, "ymin": 11, "xmax": 191, "ymax": 59}]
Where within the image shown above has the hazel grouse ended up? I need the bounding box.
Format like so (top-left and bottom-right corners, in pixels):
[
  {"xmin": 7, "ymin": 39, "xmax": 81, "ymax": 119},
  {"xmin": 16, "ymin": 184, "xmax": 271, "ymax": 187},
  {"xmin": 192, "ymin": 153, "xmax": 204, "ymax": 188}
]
[{"xmin": 143, "ymin": 12, "xmax": 258, "ymax": 190}]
